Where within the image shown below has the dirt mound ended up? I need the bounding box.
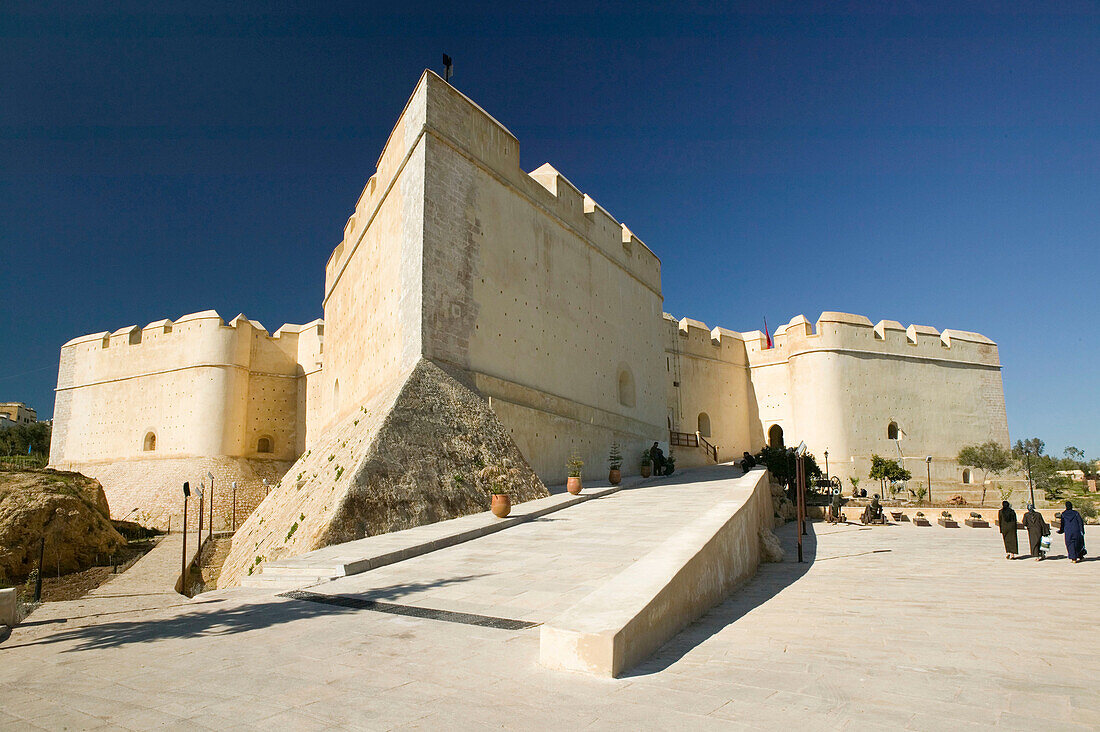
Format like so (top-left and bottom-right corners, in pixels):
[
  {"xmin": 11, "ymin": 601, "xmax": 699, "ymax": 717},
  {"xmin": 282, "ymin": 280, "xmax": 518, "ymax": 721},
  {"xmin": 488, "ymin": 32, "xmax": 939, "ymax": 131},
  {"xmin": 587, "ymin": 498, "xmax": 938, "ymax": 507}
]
[{"xmin": 0, "ymin": 468, "xmax": 127, "ymax": 583}]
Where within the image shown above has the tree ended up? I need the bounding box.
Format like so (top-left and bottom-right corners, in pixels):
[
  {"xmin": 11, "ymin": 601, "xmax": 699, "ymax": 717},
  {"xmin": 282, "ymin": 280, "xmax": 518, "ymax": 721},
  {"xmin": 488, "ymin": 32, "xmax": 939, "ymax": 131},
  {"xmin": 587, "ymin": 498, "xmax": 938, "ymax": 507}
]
[
  {"xmin": 755, "ymin": 446, "xmax": 822, "ymax": 490},
  {"xmin": 1012, "ymin": 437, "xmax": 1044, "ymax": 459},
  {"xmin": 0, "ymin": 422, "xmax": 52, "ymax": 457},
  {"xmin": 869, "ymin": 454, "xmax": 910, "ymax": 496},
  {"xmin": 957, "ymin": 441, "xmax": 1014, "ymax": 506}
]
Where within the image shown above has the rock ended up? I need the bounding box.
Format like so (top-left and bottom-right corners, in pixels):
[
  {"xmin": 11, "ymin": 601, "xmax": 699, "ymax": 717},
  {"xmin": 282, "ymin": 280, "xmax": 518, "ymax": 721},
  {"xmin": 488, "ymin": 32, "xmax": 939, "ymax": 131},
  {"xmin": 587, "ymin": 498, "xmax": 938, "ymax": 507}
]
[
  {"xmin": 220, "ymin": 359, "xmax": 548, "ymax": 587},
  {"xmin": 759, "ymin": 526, "xmax": 785, "ymax": 563},
  {"xmin": 0, "ymin": 469, "xmax": 126, "ymax": 583}
]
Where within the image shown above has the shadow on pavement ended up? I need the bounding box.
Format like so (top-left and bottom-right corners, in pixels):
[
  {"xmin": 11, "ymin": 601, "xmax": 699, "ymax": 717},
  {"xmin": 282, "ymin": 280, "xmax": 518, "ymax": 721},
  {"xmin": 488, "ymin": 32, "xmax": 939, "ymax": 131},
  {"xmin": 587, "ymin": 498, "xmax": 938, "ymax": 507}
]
[
  {"xmin": 624, "ymin": 520, "xmax": 818, "ymax": 678},
  {"xmin": 0, "ymin": 575, "xmax": 487, "ymax": 653}
]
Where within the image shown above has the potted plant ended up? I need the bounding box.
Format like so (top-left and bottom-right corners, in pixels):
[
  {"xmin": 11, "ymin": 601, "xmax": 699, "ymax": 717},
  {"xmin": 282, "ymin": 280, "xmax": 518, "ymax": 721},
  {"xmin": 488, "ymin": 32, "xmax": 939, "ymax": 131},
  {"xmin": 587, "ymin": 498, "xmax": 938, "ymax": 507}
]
[
  {"xmin": 913, "ymin": 511, "xmax": 930, "ymax": 526},
  {"xmin": 566, "ymin": 454, "xmax": 584, "ymax": 495},
  {"xmin": 608, "ymin": 443, "xmax": 622, "ymax": 485},
  {"xmin": 640, "ymin": 450, "xmax": 652, "ymax": 478},
  {"xmin": 478, "ymin": 460, "xmax": 521, "ymax": 518},
  {"xmin": 664, "ymin": 453, "xmax": 676, "ymax": 477}
]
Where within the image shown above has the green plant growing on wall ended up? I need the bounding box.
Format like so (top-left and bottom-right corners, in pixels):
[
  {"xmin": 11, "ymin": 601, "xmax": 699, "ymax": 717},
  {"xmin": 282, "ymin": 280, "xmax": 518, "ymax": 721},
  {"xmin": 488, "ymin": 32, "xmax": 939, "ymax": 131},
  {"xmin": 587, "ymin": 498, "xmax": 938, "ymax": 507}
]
[
  {"xmin": 566, "ymin": 454, "xmax": 584, "ymax": 477},
  {"xmin": 285, "ymin": 522, "xmax": 299, "ymax": 542},
  {"xmin": 608, "ymin": 443, "xmax": 622, "ymax": 471},
  {"xmin": 849, "ymin": 476, "xmax": 861, "ymax": 495},
  {"xmin": 335, "ymin": 465, "xmax": 344, "ymax": 479},
  {"xmin": 998, "ymin": 484, "xmax": 1013, "ymax": 503}
]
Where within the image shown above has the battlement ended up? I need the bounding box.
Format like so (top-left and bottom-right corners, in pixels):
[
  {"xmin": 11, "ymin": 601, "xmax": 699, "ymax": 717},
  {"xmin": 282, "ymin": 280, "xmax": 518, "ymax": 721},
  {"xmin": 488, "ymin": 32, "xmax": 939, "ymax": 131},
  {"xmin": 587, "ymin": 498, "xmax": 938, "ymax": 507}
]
[
  {"xmin": 663, "ymin": 311, "xmax": 1001, "ymax": 369},
  {"xmin": 57, "ymin": 311, "xmax": 325, "ymax": 390},
  {"xmin": 325, "ymin": 70, "xmax": 661, "ymax": 297}
]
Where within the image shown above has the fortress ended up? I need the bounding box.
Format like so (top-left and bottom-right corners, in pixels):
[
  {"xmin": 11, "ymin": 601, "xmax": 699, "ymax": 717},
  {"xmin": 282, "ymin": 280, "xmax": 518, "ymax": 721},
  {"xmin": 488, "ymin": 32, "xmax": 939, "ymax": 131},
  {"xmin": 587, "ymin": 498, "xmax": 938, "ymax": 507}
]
[{"xmin": 48, "ymin": 71, "xmax": 1009, "ymax": 583}]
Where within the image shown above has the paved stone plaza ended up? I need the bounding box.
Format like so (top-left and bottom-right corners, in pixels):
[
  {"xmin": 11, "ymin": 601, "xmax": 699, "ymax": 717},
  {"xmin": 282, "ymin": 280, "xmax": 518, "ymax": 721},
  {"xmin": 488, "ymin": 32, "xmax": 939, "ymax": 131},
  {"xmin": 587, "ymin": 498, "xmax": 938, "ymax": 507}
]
[{"xmin": 1, "ymin": 476, "xmax": 1097, "ymax": 730}]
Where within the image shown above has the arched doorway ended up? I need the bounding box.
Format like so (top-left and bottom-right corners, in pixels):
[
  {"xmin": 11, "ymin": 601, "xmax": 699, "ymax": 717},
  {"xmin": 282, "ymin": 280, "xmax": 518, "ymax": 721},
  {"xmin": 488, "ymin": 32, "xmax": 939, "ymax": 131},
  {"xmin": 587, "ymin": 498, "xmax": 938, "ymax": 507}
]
[
  {"xmin": 768, "ymin": 424, "xmax": 784, "ymax": 448},
  {"xmin": 143, "ymin": 432, "xmax": 156, "ymax": 451},
  {"xmin": 887, "ymin": 421, "xmax": 899, "ymax": 440},
  {"xmin": 697, "ymin": 412, "xmax": 711, "ymax": 438}
]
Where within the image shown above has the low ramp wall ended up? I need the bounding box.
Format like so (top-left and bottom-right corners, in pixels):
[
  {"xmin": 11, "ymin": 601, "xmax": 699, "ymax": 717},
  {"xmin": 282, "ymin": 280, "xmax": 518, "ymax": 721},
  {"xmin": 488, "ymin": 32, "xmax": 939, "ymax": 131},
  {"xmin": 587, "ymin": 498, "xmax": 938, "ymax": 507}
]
[{"xmin": 539, "ymin": 467, "xmax": 772, "ymax": 677}]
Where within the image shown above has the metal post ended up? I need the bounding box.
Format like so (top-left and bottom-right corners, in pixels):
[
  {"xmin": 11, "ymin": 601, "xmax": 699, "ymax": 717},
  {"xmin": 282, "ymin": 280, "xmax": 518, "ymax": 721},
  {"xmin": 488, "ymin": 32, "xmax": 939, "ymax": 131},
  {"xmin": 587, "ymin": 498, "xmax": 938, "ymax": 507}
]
[
  {"xmin": 824, "ymin": 450, "xmax": 829, "ymax": 481},
  {"xmin": 1026, "ymin": 451, "xmax": 1035, "ymax": 507},
  {"xmin": 197, "ymin": 483, "xmax": 204, "ymax": 549},
  {"xmin": 796, "ymin": 455, "xmax": 806, "ymax": 562},
  {"xmin": 33, "ymin": 536, "xmax": 44, "ymax": 602},
  {"xmin": 232, "ymin": 481, "xmax": 237, "ymax": 532},
  {"xmin": 181, "ymin": 495, "xmax": 188, "ymax": 581},
  {"xmin": 209, "ymin": 479, "xmax": 214, "ymax": 541},
  {"xmin": 926, "ymin": 456, "xmax": 932, "ymax": 507}
]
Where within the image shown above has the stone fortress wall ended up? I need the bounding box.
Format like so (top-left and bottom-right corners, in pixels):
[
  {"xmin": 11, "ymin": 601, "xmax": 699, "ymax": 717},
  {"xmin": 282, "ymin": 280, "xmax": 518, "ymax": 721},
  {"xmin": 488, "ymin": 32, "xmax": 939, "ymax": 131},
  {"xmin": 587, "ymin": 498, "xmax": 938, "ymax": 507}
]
[
  {"xmin": 666, "ymin": 310, "xmax": 1010, "ymax": 488},
  {"xmin": 49, "ymin": 310, "xmax": 323, "ymax": 526},
  {"xmin": 320, "ymin": 71, "xmax": 665, "ymax": 483},
  {"xmin": 46, "ymin": 69, "xmax": 1013, "ymax": 543}
]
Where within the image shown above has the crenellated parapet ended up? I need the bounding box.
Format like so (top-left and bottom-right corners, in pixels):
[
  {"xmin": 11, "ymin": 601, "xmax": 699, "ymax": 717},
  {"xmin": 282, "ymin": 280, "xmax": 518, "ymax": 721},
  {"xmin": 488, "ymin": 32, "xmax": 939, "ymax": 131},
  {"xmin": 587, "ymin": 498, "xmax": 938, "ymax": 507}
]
[
  {"xmin": 58, "ymin": 311, "xmax": 324, "ymax": 390},
  {"xmin": 324, "ymin": 70, "xmax": 661, "ymax": 300}
]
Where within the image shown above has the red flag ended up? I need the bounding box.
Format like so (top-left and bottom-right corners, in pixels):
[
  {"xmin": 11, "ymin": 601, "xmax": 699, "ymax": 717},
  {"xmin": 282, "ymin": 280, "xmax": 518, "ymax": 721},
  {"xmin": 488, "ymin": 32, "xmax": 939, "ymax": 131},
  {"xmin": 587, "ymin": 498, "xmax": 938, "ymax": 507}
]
[{"xmin": 764, "ymin": 317, "xmax": 773, "ymax": 349}]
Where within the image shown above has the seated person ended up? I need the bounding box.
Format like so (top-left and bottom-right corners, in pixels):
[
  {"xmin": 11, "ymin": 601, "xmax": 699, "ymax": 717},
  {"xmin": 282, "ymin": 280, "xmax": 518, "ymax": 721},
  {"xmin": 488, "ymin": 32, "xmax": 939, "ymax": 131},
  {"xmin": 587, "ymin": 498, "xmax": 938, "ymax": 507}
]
[
  {"xmin": 650, "ymin": 442, "xmax": 666, "ymax": 477},
  {"xmin": 739, "ymin": 451, "xmax": 756, "ymax": 472},
  {"xmin": 861, "ymin": 495, "xmax": 884, "ymax": 524},
  {"xmin": 828, "ymin": 492, "xmax": 845, "ymax": 523}
]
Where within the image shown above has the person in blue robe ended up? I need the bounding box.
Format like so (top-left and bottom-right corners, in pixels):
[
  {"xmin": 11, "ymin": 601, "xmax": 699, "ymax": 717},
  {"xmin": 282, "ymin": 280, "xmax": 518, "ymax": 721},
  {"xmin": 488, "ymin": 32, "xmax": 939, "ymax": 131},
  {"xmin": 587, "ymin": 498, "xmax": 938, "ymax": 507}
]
[{"xmin": 1058, "ymin": 500, "xmax": 1086, "ymax": 563}]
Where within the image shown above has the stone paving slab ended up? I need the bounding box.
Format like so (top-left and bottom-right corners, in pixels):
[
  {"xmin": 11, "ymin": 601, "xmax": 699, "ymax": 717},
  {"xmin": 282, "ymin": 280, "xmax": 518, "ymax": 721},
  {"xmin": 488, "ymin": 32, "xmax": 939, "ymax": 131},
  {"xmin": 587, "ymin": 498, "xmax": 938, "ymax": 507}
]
[
  {"xmin": 239, "ymin": 473, "xmax": 651, "ymax": 590},
  {"xmin": 1, "ymin": 479, "xmax": 1097, "ymax": 730}
]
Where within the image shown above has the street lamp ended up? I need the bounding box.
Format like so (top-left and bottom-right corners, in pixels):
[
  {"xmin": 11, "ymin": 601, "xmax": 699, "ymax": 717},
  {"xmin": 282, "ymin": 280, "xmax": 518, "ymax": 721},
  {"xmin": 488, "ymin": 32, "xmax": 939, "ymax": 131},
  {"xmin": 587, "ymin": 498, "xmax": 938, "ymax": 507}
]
[
  {"xmin": 181, "ymin": 481, "xmax": 190, "ymax": 580},
  {"xmin": 231, "ymin": 481, "xmax": 238, "ymax": 532},
  {"xmin": 824, "ymin": 449, "xmax": 829, "ymax": 480},
  {"xmin": 926, "ymin": 456, "xmax": 933, "ymax": 507},
  {"xmin": 263, "ymin": 478, "xmax": 270, "ymax": 497},
  {"xmin": 1026, "ymin": 449, "xmax": 1036, "ymax": 507}
]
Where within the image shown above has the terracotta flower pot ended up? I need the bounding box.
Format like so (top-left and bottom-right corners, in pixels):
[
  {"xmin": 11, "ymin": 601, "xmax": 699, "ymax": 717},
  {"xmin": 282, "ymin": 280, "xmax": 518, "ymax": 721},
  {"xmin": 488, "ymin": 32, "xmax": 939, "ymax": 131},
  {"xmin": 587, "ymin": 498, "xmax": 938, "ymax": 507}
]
[
  {"xmin": 490, "ymin": 493, "xmax": 511, "ymax": 518},
  {"xmin": 640, "ymin": 465, "xmax": 652, "ymax": 478},
  {"xmin": 567, "ymin": 476, "xmax": 582, "ymax": 495},
  {"xmin": 608, "ymin": 468, "xmax": 621, "ymax": 485}
]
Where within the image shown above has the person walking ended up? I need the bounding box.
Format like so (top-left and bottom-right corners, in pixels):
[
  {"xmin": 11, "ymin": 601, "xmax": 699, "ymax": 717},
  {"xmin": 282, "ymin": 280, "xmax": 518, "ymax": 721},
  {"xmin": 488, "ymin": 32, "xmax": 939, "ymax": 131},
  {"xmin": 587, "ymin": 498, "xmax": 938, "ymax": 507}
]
[
  {"xmin": 1058, "ymin": 500, "xmax": 1087, "ymax": 563},
  {"xmin": 1022, "ymin": 504, "xmax": 1049, "ymax": 561},
  {"xmin": 998, "ymin": 500, "xmax": 1019, "ymax": 559}
]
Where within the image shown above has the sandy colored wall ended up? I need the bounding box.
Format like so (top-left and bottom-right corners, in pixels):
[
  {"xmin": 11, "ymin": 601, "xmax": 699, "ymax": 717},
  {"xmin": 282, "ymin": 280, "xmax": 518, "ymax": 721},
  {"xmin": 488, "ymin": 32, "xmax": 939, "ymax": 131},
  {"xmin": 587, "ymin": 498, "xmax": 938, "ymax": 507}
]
[
  {"xmin": 320, "ymin": 77, "xmax": 428, "ymax": 431},
  {"xmin": 414, "ymin": 72, "xmax": 666, "ymax": 483},
  {"xmin": 664, "ymin": 315, "xmax": 761, "ymax": 463},
  {"xmin": 50, "ymin": 313, "xmax": 322, "ymax": 467},
  {"xmin": 744, "ymin": 312, "xmax": 1010, "ymax": 484}
]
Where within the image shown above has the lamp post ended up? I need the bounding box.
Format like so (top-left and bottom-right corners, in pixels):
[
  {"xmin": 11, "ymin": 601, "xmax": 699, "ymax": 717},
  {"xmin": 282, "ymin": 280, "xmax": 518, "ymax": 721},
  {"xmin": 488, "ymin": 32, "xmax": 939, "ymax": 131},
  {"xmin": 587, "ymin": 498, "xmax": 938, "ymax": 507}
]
[
  {"xmin": 824, "ymin": 449, "xmax": 829, "ymax": 481},
  {"xmin": 206, "ymin": 471, "xmax": 215, "ymax": 539},
  {"xmin": 231, "ymin": 481, "xmax": 238, "ymax": 532},
  {"xmin": 263, "ymin": 478, "xmax": 270, "ymax": 497},
  {"xmin": 1026, "ymin": 449, "xmax": 1036, "ymax": 507},
  {"xmin": 796, "ymin": 442, "xmax": 808, "ymax": 563},
  {"xmin": 196, "ymin": 481, "xmax": 204, "ymax": 546},
  {"xmin": 181, "ymin": 482, "xmax": 190, "ymax": 581},
  {"xmin": 926, "ymin": 456, "xmax": 933, "ymax": 507}
]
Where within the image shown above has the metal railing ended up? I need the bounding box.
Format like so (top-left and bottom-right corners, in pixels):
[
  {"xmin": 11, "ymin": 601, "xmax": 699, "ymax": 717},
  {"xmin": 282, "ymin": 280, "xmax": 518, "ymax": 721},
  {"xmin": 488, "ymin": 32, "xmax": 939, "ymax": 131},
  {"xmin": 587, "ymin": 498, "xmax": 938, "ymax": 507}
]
[
  {"xmin": 698, "ymin": 434, "xmax": 719, "ymax": 463},
  {"xmin": 669, "ymin": 430, "xmax": 698, "ymax": 448}
]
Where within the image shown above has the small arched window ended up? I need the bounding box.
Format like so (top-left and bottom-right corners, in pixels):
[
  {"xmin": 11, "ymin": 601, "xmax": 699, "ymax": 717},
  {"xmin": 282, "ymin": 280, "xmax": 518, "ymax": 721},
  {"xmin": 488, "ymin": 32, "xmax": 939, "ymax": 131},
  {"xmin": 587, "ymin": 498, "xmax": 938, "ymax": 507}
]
[
  {"xmin": 962, "ymin": 469, "xmax": 972, "ymax": 484},
  {"xmin": 143, "ymin": 432, "xmax": 156, "ymax": 452},
  {"xmin": 617, "ymin": 368, "xmax": 635, "ymax": 408},
  {"xmin": 768, "ymin": 424, "xmax": 784, "ymax": 448},
  {"xmin": 887, "ymin": 422, "xmax": 899, "ymax": 440},
  {"xmin": 697, "ymin": 412, "xmax": 711, "ymax": 438},
  {"xmin": 257, "ymin": 437, "xmax": 273, "ymax": 454}
]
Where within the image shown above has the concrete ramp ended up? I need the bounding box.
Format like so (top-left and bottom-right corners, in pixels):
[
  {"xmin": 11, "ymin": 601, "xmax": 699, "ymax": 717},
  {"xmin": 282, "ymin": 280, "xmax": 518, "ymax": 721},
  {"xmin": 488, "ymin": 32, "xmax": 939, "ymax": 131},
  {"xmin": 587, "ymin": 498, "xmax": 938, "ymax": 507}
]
[{"xmin": 539, "ymin": 467, "xmax": 772, "ymax": 677}]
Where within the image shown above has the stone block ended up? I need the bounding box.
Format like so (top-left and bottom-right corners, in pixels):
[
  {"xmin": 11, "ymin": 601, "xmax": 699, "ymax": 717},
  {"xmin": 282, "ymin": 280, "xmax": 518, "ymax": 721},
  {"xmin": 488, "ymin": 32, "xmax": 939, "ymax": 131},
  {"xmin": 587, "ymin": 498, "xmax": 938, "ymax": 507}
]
[{"xmin": 0, "ymin": 587, "xmax": 16, "ymax": 626}]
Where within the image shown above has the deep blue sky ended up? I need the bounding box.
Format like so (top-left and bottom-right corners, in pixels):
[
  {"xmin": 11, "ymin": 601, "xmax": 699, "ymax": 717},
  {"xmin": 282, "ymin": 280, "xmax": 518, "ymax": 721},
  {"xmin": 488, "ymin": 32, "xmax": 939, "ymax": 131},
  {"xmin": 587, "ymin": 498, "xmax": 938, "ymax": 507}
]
[{"xmin": 2, "ymin": 2, "xmax": 1097, "ymax": 457}]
